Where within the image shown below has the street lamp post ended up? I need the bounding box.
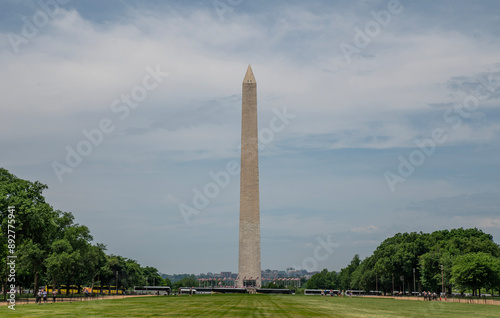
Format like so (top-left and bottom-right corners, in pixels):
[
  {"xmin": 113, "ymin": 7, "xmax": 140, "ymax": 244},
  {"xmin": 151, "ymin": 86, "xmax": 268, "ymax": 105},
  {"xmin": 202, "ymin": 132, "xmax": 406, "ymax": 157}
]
[
  {"xmin": 413, "ymin": 268, "xmax": 416, "ymax": 296},
  {"xmin": 392, "ymin": 274, "xmax": 394, "ymax": 295},
  {"xmin": 440, "ymin": 265, "xmax": 444, "ymax": 298},
  {"xmin": 400, "ymin": 276, "xmax": 404, "ymax": 295}
]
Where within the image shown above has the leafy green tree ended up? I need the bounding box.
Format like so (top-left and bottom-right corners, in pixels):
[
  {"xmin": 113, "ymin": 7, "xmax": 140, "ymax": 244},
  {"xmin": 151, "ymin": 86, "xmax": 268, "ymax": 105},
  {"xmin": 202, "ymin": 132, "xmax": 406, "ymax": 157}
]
[
  {"xmin": 306, "ymin": 269, "xmax": 328, "ymax": 289},
  {"xmin": 174, "ymin": 275, "xmax": 198, "ymax": 290},
  {"xmin": 46, "ymin": 214, "xmax": 94, "ymax": 294},
  {"xmin": 419, "ymin": 251, "xmax": 441, "ymax": 291},
  {"xmin": 352, "ymin": 256, "xmax": 377, "ymax": 292},
  {"xmin": 338, "ymin": 254, "xmax": 360, "ymax": 290},
  {"xmin": 161, "ymin": 277, "xmax": 172, "ymax": 287},
  {"xmin": 451, "ymin": 252, "xmax": 500, "ymax": 296},
  {"xmin": 124, "ymin": 259, "xmax": 145, "ymax": 288},
  {"xmin": 83, "ymin": 244, "xmax": 109, "ymax": 290},
  {"xmin": 339, "ymin": 228, "xmax": 500, "ymax": 295},
  {"xmin": 106, "ymin": 255, "xmax": 127, "ymax": 289},
  {"xmin": 305, "ymin": 268, "xmax": 340, "ymax": 289},
  {"xmin": 106, "ymin": 256, "xmax": 146, "ymax": 289},
  {"xmin": 418, "ymin": 228, "xmax": 499, "ymax": 293},
  {"xmin": 0, "ymin": 168, "xmax": 59, "ymax": 294},
  {"xmin": 1, "ymin": 168, "xmax": 167, "ymax": 296},
  {"xmin": 16, "ymin": 239, "xmax": 46, "ymax": 292},
  {"xmin": 143, "ymin": 266, "xmax": 163, "ymax": 286},
  {"xmin": 262, "ymin": 282, "xmax": 286, "ymax": 289},
  {"xmin": 327, "ymin": 270, "xmax": 340, "ymax": 289},
  {"xmin": 45, "ymin": 238, "xmax": 79, "ymax": 292}
]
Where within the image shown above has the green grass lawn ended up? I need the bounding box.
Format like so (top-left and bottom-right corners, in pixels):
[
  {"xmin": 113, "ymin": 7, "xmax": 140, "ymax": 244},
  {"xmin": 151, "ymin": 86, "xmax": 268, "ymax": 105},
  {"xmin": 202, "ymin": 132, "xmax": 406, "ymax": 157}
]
[{"xmin": 2, "ymin": 294, "xmax": 499, "ymax": 318}]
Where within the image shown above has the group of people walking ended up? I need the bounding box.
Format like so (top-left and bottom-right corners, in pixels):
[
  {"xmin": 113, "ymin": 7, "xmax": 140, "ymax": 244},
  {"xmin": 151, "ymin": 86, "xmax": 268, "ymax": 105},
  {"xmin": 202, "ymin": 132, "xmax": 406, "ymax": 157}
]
[
  {"xmin": 35, "ymin": 289, "xmax": 58, "ymax": 303},
  {"xmin": 422, "ymin": 291, "xmax": 438, "ymax": 301},
  {"xmin": 35, "ymin": 290, "xmax": 47, "ymax": 304}
]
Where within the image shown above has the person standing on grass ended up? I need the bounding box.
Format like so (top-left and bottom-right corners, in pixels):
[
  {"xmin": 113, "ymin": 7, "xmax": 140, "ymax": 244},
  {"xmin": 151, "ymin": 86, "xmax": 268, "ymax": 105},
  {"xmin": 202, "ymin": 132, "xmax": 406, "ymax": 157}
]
[
  {"xmin": 43, "ymin": 289, "xmax": 47, "ymax": 303},
  {"xmin": 52, "ymin": 289, "xmax": 57, "ymax": 303}
]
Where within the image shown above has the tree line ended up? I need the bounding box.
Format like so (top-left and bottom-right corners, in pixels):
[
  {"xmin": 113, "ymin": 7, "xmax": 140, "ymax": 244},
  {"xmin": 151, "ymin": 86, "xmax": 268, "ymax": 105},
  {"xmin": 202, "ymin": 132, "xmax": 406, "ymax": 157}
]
[
  {"xmin": 306, "ymin": 229, "xmax": 500, "ymax": 296},
  {"xmin": 3, "ymin": 167, "xmax": 499, "ymax": 296},
  {"xmin": 0, "ymin": 168, "xmax": 168, "ymax": 296}
]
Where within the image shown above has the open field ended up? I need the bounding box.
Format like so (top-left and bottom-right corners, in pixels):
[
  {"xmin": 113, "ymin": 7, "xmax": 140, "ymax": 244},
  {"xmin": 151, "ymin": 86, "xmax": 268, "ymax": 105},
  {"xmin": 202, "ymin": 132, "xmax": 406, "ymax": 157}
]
[{"xmin": 2, "ymin": 294, "xmax": 500, "ymax": 318}]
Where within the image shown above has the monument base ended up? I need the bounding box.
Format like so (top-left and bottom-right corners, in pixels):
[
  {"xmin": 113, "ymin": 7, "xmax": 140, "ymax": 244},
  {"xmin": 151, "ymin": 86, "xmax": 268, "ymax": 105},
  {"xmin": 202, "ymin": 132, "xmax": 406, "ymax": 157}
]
[{"xmin": 246, "ymin": 287, "xmax": 257, "ymax": 294}]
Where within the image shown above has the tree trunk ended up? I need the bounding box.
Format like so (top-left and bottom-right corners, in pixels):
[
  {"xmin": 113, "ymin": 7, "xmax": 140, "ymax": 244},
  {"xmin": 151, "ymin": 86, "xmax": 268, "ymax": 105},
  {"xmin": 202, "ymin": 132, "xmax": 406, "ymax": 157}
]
[
  {"xmin": 3, "ymin": 260, "xmax": 6, "ymax": 300},
  {"xmin": 34, "ymin": 269, "xmax": 39, "ymax": 295},
  {"xmin": 66, "ymin": 275, "xmax": 71, "ymax": 295},
  {"xmin": 98, "ymin": 275, "xmax": 102, "ymax": 294},
  {"xmin": 66, "ymin": 267, "xmax": 75, "ymax": 295}
]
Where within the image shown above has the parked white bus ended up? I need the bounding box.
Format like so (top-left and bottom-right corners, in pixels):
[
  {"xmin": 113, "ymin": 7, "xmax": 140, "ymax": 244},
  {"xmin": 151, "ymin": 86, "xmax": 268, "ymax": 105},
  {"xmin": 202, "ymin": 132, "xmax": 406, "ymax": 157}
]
[{"xmin": 134, "ymin": 286, "xmax": 171, "ymax": 295}]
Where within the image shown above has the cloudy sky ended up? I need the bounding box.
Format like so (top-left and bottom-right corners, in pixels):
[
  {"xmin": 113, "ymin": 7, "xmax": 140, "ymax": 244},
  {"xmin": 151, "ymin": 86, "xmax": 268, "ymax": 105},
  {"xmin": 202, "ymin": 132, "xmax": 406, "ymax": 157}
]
[{"xmin": 1, "ymin": 0, "xmax": 500, "ymax": 275}]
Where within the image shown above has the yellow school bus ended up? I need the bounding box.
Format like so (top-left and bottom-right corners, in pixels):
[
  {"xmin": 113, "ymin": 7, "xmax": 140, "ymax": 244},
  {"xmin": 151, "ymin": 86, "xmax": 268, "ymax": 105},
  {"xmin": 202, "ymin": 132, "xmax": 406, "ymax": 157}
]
[
  {"xmin": 46, "ymin": 285, "xmax": 78, "ymax": 294},
  {"xmin": 92, "ymin": 286, "xmax": 124, "ymax": 295}
]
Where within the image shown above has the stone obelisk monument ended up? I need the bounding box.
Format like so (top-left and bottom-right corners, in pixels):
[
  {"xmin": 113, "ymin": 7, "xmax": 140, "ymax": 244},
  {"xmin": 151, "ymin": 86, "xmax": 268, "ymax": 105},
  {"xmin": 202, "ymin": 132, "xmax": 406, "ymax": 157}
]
[{"xmin": 237, "ymin": 65, "xmax": 261, "ymax": 288}]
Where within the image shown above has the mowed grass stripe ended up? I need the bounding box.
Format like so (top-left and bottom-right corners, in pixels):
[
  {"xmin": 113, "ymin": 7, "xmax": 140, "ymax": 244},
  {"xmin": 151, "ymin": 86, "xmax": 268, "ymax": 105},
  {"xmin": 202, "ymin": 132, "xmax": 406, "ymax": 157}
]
[{"xmin": 2, "ymin": 294, "xmax": 500, "ymax": 317}]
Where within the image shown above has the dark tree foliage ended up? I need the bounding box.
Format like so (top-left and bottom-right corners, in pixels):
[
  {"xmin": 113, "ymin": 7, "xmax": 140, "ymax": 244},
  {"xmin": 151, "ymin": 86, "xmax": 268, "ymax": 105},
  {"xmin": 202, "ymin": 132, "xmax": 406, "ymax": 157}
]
[
  {"xmin": 173, "ymin": 275, "xmax": 198, "ymax": 290},
  {"xmin": 305, "ymin": 229, "xmax": 500, "ymax": 294},
  {"xmin": 0, "ymin": 168, "xmax": 166, "ymax": 294},
  {"xmin": 306, "ymin": 268, "xmax": 339, "ymax": 289}
]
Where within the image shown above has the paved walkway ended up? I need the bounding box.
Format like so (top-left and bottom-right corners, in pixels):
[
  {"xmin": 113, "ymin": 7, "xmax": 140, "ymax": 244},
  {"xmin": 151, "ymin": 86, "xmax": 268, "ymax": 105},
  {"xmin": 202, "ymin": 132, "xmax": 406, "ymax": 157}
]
[
  {"xmin": 2, "ymin": 294, "xmax": 156, "ymax": 306},
  {"xmin": 366, "ymin": 295, "xmax": 500, "ymax": 305}
]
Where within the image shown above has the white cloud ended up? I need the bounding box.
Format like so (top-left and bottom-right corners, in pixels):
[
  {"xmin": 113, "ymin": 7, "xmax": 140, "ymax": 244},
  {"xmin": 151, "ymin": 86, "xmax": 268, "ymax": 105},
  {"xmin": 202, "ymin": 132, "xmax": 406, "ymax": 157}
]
[
  {"xmin": 2, "ymin": 1, "xmax": 500, "ymax": 273},
  {"xmin": 351, "ymin": 225, "xmax": 378, "ymax": 234}
]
